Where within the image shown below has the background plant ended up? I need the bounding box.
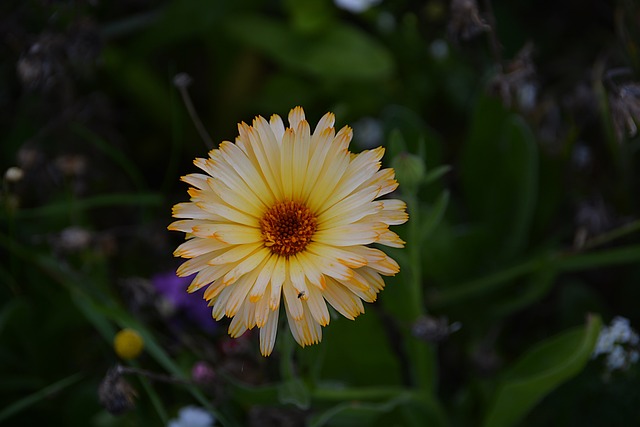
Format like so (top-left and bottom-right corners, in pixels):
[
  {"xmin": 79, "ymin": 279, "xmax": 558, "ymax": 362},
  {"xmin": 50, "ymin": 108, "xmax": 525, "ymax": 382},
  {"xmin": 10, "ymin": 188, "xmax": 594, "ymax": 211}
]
[{"xmin": 2, "ymin": 0, "xmax": 640, "ymax": 426}]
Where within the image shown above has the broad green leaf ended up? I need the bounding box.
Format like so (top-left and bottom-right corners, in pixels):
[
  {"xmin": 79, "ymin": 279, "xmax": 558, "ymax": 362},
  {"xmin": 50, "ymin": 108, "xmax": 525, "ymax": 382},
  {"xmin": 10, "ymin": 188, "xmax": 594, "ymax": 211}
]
[
  {"xmin": 460, "ymin": 95, "xmax": 538, "ymax": 262},
  {"xmin": 483, "ymin": 314, "xmax": 602, "ymax": 427},
  {"xmin": 224, "ymin": 16, "xmax": 393, "ymax": 81},
  {"xmin": 284, "ymin": 0, "xmax": 334, "ymax": 33}
]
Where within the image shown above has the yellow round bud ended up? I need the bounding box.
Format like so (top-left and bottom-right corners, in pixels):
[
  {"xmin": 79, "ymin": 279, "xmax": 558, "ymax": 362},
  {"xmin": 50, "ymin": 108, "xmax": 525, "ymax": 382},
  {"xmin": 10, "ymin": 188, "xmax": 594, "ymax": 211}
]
[{"xmin": 113, "ymin": 329, "xmax": 144, "ymax": 360}]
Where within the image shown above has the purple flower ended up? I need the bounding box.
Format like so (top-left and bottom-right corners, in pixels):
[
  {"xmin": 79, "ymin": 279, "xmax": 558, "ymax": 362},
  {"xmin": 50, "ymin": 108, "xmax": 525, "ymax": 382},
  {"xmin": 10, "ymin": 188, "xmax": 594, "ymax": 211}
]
[{"xmin": 152, "ymin": 271, "xmax": 217, "ymax": 334}]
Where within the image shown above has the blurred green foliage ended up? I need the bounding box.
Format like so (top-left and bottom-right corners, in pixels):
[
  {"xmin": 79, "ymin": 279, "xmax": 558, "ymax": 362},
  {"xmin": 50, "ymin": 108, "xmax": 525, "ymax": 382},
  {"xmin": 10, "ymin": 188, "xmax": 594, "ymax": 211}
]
[{"xmin": 2, "ymin": 0, "xmax": 640, "ymax": 426}]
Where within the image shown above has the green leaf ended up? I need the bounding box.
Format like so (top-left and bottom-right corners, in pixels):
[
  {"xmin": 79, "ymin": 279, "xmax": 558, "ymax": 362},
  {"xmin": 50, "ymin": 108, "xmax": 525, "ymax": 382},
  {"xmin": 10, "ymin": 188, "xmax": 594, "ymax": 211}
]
[
  {"xmin": 278, "ymin": 378, "xmax": 311, "ymax": 410},
  {"xmin": 419, "ymin": 190, "xmax": 450, "ymax": 243},
  {"xmin": 10, "ymin": 193, "xmax": 162, "ymax": 219},
  {"xmin": 319, "ymin": 311, "xmax": 402, "ymax": 386},
  {"xmin": 225, "ymin": 16, "xmax": 393, "ymax": 81},
  {"xmin": 71, "ymin": 124, "xmax": 147, "ymax": 192},
  {"xmin": 308, "ymin": 393, "xmax": 413, "ymax": 427},
  {"xmin": 0, "ymin": 373, "xmax": 83, "ymax": 423},
  {"xmin": 101, "ymin": 47, "xmax": 171, "ymax": 124},
  {"xmin": 483, "ymin": 314, "xmax": 602, "ymax": 427},
  {"xmin": 387, "ymin": 129, "xmax": 408, "ymax": 161},
  {"xmin": 460, "ymin": 95, "xmax": 538, "ymax": 262},
  {"xmin": 284, "ymin": 0, "xmax": 335, "ymax": 33},
  {"xmin": 422, "ymin": 165, "xmax": 451, "ymax": 186}
]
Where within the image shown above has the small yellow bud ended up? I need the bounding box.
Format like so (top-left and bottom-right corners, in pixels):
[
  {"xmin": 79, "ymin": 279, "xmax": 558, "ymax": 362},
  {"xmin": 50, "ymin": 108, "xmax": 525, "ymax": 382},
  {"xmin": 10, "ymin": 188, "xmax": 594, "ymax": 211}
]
[{"xmin": 113, "ymin": 329, "xmax": 144, "ymax": 360}]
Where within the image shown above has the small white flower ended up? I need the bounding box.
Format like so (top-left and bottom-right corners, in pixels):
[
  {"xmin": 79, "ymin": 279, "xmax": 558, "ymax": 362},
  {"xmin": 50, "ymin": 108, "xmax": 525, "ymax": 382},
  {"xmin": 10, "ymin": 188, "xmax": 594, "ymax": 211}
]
[
  {"xmin": 167, "ymin": 406, "xmax": 215, "ymax": 427},
  {"xmin": 605, "ymin": 345, "xmax": 627, "ymax": 371},
  {"xmin": 592, "ymin": 316, "xmax": 639, "ymax": 373}
]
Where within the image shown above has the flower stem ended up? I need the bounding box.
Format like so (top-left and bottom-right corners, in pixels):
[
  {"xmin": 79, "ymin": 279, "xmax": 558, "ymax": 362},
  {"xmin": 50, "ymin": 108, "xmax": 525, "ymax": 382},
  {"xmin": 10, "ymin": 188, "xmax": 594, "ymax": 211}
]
[{"xmin": 404, "ymin": 193, "xmax": 440, "ymax": 415}]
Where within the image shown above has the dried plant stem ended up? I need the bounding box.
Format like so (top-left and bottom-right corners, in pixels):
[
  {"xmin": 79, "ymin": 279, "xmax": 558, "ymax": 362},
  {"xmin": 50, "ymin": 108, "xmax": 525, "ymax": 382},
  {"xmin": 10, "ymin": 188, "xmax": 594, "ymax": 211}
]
[
  {"xmin": 482, "ymin": 0, "xmax": 503, "ymax": 69},
  {"xmin": 174, "ymin": 73, "xmax": 215, "ymax": 150},
  {"xmin": 116, "ymin": 365, "xmax": 193, "ymax": 386}
]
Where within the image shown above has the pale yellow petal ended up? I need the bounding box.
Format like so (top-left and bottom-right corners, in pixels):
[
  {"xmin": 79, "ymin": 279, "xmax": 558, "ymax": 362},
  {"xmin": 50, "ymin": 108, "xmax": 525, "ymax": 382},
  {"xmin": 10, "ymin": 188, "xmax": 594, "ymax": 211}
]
[
  {"xmin": 249, "ymin": 253, "xmax": 277, "ymax": 302},
  {"xmin": 254, "ymin": 284, "xmax": 271, "ymax": 327},
  {"xmin": 171, "ymin": 202, "xmax": 217, "ymax": 220},
  {"xmin": 306, "ymin": 284, "xmax": 330, "ymax": 326},
  {"xmin": 180, "ymin": 173, "xmax": 210, "ymax": 189},
  {"xmin": 285, "ymin": 303, "xmax": 321, "ymax": 347},
  {"xmin": 211, "ymin": 286, "xmax": 233, "ymax": 320},
  {"xmin": 221, "ymin": 247, "xmax": 270, "ymax": 287},
  {"xmin": 323, "ymin": 277, "xmax": 365, "ymax": 319},
  {"xmin": 191, "ymin": 223, "xmax": 262, "ymax": 245},
  {"xmin": 313, "ymin": 112, "xmax": 335, "ymax": 136},
  {"xmin": 218, "ymin": 141, "xmax": 276, "ymax": 206},
  {"xmin": 280, "ymin": 128, "xmax": 295, "ymax": 200},
  {"xmin": 269, "ymin": 256, "xmax": 286, "ymax": 310},
  {"xmin": 376, "ymin": 229, "xmax": 406, "ymax": 248},
  {"xmin": 259, "ymin": 304, "xmax": 280, "ymax": 356},
  {"xmin": 288, "ymin": 106, "xmax": 306, "ymax": 130},
  {"xmin": 282, "ymin": 278, "xmax": 303, "ymax": 320},
  {"xmin": 320, "ymin": 147, "xmax": 384, "ymax": 210},
  {"xmin": 173, "ymin": 237, "xmax": 226, "ymax": 258},
  {"xmin": 225, "ymin": 265, "xmax": 263, "ymax": 317},
  {"xmin": 288, "ymin": 256, "xmax": 309, "ymax": 300},
  {"xmin": 269, "ymin": 114, "xmax": 285, "ymax": 142},
  {"xmin": 190, "ymin": 262, "xmax": 235, "ymax": 293},
  {"xmin": 208, "ymin": 242, "xmax": 263, "ymax": 266},
  {"xmin": 313, "ymin": 222, "xmax": 387, "ymax": 246},
  {"xmin": 292, "ymin": 120, "xmax": 311, "ymax": 201}
]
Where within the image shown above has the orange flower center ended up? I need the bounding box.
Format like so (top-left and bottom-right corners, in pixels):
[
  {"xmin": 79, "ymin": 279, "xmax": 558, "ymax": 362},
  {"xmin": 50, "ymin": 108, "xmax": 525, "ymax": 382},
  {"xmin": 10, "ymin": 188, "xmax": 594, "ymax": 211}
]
[{"xmin": 260, "ymin": 201, "xmax": 317, "ymax": 257}]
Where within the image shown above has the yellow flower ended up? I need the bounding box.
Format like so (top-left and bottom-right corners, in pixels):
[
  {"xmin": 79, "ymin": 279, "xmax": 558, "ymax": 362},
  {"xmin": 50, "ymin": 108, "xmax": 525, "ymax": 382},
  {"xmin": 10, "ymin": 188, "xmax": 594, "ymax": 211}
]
[
  {"xmin": 169, "ymin": 107, "xmax": 408, "ymax": 356},
  {"xmin": 114, "ymin": 328, "xmax": 144, "ymax": 360}
]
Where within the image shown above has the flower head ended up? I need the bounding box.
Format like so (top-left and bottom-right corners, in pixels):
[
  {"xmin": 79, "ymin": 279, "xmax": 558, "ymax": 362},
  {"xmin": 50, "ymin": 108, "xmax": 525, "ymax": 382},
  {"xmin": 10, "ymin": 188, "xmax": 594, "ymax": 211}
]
[{"xmin": 169, "ymin": 107, "xmax": 408, "ymax": 356}]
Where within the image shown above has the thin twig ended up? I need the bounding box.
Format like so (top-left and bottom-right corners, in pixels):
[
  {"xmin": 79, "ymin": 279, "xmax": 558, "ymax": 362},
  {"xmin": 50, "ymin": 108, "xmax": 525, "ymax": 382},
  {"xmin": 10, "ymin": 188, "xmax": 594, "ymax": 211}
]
[
  {"xmin": 173, "ymin": 73, "xmax": 215, "ymax": 150},
  {"xmin": 482, "ymin": 0, "xmax": 503, "ymax": 69},
  {"xmin": 116, "ymin": 365, "xmax": 193, "ymax": 386}
]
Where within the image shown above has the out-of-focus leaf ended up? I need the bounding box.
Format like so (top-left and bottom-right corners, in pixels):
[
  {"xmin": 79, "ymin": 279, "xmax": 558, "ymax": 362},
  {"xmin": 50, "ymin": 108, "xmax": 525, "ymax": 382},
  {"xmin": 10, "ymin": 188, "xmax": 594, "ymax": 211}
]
[
  {"xmin": 387, "ymin": 129, "xmax": 408, "ymax": 161},
  {"xmin": 71, "ymin": 124, "xmax": 147, "ymax": 191},
  {"xmin": 420, "ymin": 190, "xmax": 450, "ymax": 243},
  {"xmin": 224, "ymin": 16, "xmax": 393, "ymax": 81},
  {"xmin": 101, "ymin": 47, "xmax": 171, "ymax": 124},
  {"xmin": 422, "ymin": 165, "xmax": 451, "ymax": 186},
  {"xmin": 483, "ymin": 314, "xmax": 602, "ymax": 427},
  {"xmin": 319, "ymin": 311, "xmax": 402, "ymax": 386},
  {"xmin": 489, "ymin": 267, "xmax": 557, "ymax": 317},
  {"xmin": 284, "ymin": 0, "xmax": 334, "ymax": 33},
  {"xmin": 460, "ymin": 95, "xmax": 538, "ymax": 262},
  {"xmin": 554, "ymin": 244, "xmax": 640, "ymax": 271},
  {"xmin": 9, "ymin": 193, "xmax": 162, "ymax": 219},
  {"xmin": 308, "ymin": 393, "xmax": 413, "ymax": 427},
  {"xmin": 0, "ymin": 298, "xmax": 22, "ymax": 336},
  {"xmin": 278, "ymin": 378, "xmax": 311, "ymax": 410},
  {"xmin": 429, "ymin": 254, "xmax": 545, "ymax": 308},
  {"xmin": 0, "ymin": 373, "xmax": 83, "ymax": 423}
]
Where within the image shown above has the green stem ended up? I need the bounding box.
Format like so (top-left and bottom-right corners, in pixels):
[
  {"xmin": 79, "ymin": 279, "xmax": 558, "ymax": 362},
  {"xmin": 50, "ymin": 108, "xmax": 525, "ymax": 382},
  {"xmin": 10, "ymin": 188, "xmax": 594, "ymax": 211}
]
[
  {"xmin": 404, "ymin": 193, "xmax": 439, "ymax": 408},
  {"xmin": 581, "ymin": 219, "xmax": 640, "ymax": 250},
  {"xmin": 312, "ymin": 386, "xmax": 411, "ymax": 401}
]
